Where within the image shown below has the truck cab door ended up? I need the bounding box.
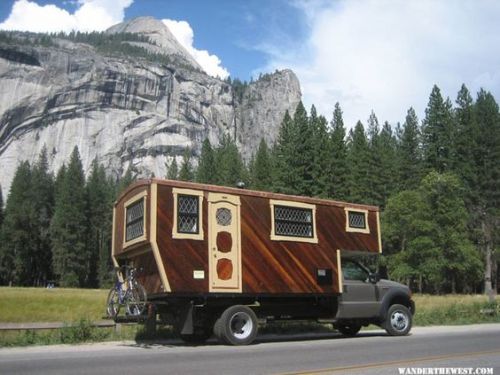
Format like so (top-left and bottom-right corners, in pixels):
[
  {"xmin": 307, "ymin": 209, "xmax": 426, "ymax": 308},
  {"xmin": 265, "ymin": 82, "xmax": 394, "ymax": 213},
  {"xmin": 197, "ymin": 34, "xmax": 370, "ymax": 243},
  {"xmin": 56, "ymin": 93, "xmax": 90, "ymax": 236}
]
[{"xmin": 336, "ymin": 259, "xmax": 380, "ymax": 319}]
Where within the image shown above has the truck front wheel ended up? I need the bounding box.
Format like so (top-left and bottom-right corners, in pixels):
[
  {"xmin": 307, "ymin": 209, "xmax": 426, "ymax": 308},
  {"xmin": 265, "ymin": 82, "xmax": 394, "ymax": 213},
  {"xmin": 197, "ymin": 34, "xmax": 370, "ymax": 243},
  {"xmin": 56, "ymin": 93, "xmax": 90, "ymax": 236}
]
[
  {"xmin": 384, "ymin": 304, "xmax": 412, "ymax": 336},
  {"xmin": 214, "ymin": 305, "xmax": 258, "ymax": 345}
]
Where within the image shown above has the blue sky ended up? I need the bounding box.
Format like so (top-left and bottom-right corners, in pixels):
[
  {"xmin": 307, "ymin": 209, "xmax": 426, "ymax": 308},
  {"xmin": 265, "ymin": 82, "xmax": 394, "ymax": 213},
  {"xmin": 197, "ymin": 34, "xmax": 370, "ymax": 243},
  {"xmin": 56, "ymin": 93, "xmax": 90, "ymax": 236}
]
[{"xmin": 1, "ymin": 0, "xmax": 500, "ymax": 129}]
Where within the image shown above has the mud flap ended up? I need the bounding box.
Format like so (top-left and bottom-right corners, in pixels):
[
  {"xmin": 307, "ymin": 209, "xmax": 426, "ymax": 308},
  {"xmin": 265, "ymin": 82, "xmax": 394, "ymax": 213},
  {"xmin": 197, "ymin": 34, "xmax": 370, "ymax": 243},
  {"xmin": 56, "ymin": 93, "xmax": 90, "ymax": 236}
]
[{"xmin": 180, "ymin": 304, "xmax": 194, "ymax": 335}]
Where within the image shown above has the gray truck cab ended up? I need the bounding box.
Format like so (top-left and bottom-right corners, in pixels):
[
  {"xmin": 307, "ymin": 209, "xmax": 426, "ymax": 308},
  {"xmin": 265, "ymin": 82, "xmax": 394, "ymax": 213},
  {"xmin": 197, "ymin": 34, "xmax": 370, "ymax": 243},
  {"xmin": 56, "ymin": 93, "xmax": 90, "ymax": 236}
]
[{"xmin": 334, "ymin": 258, "xmax": 415, "ymax": 336}]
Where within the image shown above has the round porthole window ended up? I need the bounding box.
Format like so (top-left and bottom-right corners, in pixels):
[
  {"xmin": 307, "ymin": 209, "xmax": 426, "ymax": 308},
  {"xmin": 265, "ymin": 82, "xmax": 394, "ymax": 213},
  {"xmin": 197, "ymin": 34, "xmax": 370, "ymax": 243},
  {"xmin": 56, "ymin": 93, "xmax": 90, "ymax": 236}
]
[{"xmin": 216, "ymin": 208, "xmax": 232, "ymax": 226}]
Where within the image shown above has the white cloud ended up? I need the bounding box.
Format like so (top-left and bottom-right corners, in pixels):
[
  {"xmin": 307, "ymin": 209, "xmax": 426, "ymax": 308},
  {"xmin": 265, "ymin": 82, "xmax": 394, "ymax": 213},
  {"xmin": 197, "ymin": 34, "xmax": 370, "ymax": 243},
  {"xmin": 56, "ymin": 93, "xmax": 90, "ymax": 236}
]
[
  {"xmin": 0, "ymin": 0, "xmax": 133, "ymax": 33},
  {"xmin": 260, "ymin": 0, "xmax": 500, "ymax": 128},
  {"xmin": 163, "ymin": 19, "xmax": 229, "ymax": 79}
]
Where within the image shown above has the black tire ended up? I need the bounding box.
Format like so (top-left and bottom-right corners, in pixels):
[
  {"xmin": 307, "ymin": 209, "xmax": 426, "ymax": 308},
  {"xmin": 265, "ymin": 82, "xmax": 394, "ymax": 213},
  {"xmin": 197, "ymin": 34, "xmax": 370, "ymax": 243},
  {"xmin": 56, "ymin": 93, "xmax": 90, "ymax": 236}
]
[
  {"xmin": 125, "ymin": 282, "xmax": 147, "ymax": 316},
  {"xmin": 384, "ymin": 304, "xmax": 412, "ymax": 336},
  {"xmin": 336, "ymin": 322, "xmax": 362, "ymax": 336},
  {"xmin": 215, "ymin": 305, "xmax": 258, "ymax": 345},
  {"xmin": 106, "ymin": 288, "xmax": 120, "ymax": 318}
]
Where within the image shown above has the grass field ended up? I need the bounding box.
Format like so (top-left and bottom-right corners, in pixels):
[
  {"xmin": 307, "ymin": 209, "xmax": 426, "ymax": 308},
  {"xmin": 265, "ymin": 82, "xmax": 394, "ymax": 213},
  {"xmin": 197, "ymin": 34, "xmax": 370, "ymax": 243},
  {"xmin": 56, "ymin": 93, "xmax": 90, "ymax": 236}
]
[
  {"xmin": 0, "ymin": 287, "xmax": 498, "ymax": 346},
  {"xmin": 0, "ymin": 287, "xmax": 498, "ymax": 324},
  {"xmin": 0, "ymin": 287, "xmax": 108, "ymax": 323}
]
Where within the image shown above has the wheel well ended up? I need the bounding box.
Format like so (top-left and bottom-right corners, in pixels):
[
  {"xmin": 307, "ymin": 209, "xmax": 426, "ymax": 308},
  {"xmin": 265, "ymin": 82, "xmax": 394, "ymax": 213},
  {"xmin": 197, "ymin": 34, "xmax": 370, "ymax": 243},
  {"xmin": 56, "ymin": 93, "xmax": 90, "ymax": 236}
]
[{"xmin": 388, "ymin": 296, "xmax": 412, "ymax": 312}]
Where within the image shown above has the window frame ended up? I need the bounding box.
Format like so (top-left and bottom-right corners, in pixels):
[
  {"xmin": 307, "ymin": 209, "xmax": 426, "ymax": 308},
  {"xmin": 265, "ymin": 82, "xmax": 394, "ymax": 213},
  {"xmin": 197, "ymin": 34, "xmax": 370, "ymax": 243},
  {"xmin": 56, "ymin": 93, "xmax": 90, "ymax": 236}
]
[
  {"xmin": 123, "ymin": 190, "xmax": 148, "ymax": 247},
  {"xmin": 172, "ymin": 188, "xmax": 204, "ymax": 240},
  {"xmin": 345, "ymin": 207, "xmax": 370, "ymax": 234},
  {"xmin": 269, "ymin": 199, "xmax": 318, "ymax": 244}
]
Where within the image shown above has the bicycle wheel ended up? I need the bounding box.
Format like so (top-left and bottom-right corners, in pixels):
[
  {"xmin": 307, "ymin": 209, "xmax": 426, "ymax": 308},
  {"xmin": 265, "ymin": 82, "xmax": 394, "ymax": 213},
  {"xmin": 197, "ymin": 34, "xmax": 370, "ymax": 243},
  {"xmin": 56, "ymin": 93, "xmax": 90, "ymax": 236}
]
[
  {"xmin": 106, "ymin": 288, "xmax": 120, "ymax": 318},
  {"xmin": 125, "ymin": 282, "xmax": 147, "ymax": 316}
]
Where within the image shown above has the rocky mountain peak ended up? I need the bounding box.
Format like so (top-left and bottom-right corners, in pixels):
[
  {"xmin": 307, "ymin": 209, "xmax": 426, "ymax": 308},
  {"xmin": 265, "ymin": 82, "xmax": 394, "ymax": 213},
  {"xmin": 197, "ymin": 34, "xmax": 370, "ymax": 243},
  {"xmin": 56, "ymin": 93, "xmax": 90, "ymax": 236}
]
[
  {"xmin": 105, "ymin": 16, "xmax": 201, "ymax": 70},
  {"xmin": 0, "ymin": 21, "xmax": 301, "ymax": 199}
]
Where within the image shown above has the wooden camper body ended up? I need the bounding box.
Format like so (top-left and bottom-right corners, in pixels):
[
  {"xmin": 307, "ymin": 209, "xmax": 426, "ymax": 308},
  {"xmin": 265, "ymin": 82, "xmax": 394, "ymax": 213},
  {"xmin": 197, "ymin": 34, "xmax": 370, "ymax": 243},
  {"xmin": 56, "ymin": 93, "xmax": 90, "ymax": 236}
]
[{"xmin": 112, "ymin": 179, "xmax": 381, "ymax": 301}]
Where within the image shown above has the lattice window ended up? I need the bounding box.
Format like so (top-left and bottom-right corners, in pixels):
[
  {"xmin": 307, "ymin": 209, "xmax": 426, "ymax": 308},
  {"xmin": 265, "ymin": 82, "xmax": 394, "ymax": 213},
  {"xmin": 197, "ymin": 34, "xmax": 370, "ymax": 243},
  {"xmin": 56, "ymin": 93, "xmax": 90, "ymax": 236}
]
[
  {"xmin": 274, "ymin": 205, "xmax": 313, "ymax": 238},
  {"xmin": 125, "ymin": 199, "xmax": 144, "ymax": 242},
  {"xmin": 177, "ymin": 195, "xmax": 199, "ymax": 234},
  {"xmin": 216, "ymin": 208, "xmax": 232, "ymax": 226},
  {"xmin": 348, "ymin": 211, "xmax": 366, "ymax": 229}
]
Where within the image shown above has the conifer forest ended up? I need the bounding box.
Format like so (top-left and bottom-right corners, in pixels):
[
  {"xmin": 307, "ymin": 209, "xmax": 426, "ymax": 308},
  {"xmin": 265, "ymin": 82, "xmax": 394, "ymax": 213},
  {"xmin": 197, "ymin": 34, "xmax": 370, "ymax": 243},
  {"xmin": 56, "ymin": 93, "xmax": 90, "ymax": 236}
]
[{"xmin": 0, "ymin": 84, "xmax": 498, "ymax": 295}]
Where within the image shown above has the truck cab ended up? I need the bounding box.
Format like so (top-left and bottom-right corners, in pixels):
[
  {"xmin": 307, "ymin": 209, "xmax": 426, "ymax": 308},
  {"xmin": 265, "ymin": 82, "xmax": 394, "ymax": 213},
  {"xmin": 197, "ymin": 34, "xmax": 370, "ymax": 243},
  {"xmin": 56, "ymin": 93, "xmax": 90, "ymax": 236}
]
[{"xmin": 335, "ymin": 258, "xmax": 415, "ymax": 336}]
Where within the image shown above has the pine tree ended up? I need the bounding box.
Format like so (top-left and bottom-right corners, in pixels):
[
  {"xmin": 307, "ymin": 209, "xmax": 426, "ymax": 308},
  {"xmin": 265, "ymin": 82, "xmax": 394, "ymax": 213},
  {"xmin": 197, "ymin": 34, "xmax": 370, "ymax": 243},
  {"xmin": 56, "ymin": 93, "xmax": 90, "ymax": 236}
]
[
  {"xmin": 272, "ymin": 102, "xmax": 315, "ymax": 196},
  {"xmin": 328, "ymin": 103, "xmax": 349, "ymax": 200},
  {"xmin": 214, "ymin": 134, "xmax": 247, "ymax": 187},
  {"xmin": 117, "ymin": 164, "xmax": 136, "ymax": 195},
  {"xmin": 31, "ymin": 148, "xmax": 55, "ymax": 285},
  {"xmin": 452, "ymin": 85, "xmax": 477, "ymax": 202},
  {"xmin": 272, "ymin": 111, "xmax": 301, "ymax": 194},
  {"xmin": 366, "ymin": 111, "xmax": 384, "ymax": 206},
  {"xmin": 399, "ymin": 107, "xmax": 422, "ymax": 190},
  {"xmin": 422, "ymin": 85, "xmax": 454, "ymax": 173},
  {"xmin": 179, "ymin": 148, "xmax": 194, "ymax": 181},
  {"xmin": 0, "ymin": 161, "xmax": 34, "ymax": 285},
  {"xmin": 51, "ymin": 147, "xmax": 88, "ymax": 287},
  {"xmin": 377, "ymin": 121, "xmax": 398, "ymax": 208},
  {"xmin": 310, "ymin": 105, "xmax": 330, "ymax": 197},
  {"xmin": 384, "ymin": 172, "xmax": 482, "ymax": 293},
  {"xmin": 251, "ymin": 139, "xmax": 272, "ymax": 191},
  {"xmin": 294, "ymin": 102, "xmax": 315, "ymax": 196},
  {"xmin": 0, "ymin": 185, "xmax": 3, "ymax": 229},
  {"xmin": 473, "ymin": 89, "xmax": 500, "ymax": 297},
  {"xmin": 166, "ymin": 157, "xmax": 178, "ymax": 180},
  {"xmin": 346, "ymin": 121, "xmax": 371, "ymax": 203},
  {"xmin": 0, "ymin": 161, "xmax": 35, "ymax": 285},
  {"xmin": 196, "ymin": 138, "xmax": 216, "ymax": 184},
  {"xmin": 86, "ymin": 159, "xmax": 113, "ymax": 288}
]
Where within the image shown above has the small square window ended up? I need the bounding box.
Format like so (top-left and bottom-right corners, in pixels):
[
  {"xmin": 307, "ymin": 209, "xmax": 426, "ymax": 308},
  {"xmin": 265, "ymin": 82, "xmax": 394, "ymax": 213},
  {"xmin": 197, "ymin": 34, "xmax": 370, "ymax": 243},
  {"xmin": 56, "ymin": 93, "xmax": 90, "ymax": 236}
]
[
  {"xmin": 345, "ymin": 208, "xmax": 370, "ymax": 234},
  {"xmin": 177, "ymin": 195, "xmax": 199, "ymax": 234},
  {"xmin": 123, "ymin": 190, "xmax": 148, "ymax": 247},
  {"xmin": 270, "ymin": 200, "xmax": 318, "ymax": 243},
  {"xmin": 125, "ymin": 199, "xmax": 144, "ymax": 241},
  {"xmin": 172, "ymin": 188, "xmax": 204, "ymax": 240},
  {"xmin": 349, "ymin": 211, "xmax": 366, "ymax": 229},
  {"xmin": 274, "ymin": 205, "xmax": 313, "ymax": 238}
]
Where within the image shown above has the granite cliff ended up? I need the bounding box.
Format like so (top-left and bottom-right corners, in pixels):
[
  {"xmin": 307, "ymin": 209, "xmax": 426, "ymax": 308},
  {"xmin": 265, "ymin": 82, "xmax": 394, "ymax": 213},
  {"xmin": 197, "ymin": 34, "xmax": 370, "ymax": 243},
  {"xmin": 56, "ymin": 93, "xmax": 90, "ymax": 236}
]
[{"xmin": 0, "ymin": 17, "xmax": 301, "ymax": 197}]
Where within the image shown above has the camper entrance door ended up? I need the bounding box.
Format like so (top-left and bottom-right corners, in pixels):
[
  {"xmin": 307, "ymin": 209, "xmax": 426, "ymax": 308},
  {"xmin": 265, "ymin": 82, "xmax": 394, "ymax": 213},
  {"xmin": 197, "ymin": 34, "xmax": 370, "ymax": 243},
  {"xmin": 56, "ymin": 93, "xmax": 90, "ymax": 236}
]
[{"xmin": 208, "ymin": 193, "xmax": 242, "ymax": 293}]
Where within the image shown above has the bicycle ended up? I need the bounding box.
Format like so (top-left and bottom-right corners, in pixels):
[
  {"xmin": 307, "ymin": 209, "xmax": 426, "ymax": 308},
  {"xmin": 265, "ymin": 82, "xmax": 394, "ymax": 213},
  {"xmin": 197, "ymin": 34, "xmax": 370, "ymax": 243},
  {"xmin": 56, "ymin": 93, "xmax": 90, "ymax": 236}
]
[{"xmin": 106, "ymin": 265, "xmax": 147, "ymax": 318}]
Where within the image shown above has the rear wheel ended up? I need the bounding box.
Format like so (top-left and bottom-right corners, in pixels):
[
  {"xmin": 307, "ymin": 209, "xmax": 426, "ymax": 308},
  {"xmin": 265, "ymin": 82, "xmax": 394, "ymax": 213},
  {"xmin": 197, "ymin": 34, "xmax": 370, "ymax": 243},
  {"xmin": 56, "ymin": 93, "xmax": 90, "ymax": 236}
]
[
  {"xmin": 125, "ymin": 283, "xmax": 147, "ymax": 316},
  {"xmin": 215, "ymin": 305, "xmax": 258, "ymax": 345},
  {"xmin": 384, "ymin": 304, "xmax": 412, "ymax": 336},
  {"xmin": 336, "ymin": 322, "xmax": 362, "ymax": 336},
  {"xmin": 106, "ymin": 288, "xmax": 120, "ymax": 318}
]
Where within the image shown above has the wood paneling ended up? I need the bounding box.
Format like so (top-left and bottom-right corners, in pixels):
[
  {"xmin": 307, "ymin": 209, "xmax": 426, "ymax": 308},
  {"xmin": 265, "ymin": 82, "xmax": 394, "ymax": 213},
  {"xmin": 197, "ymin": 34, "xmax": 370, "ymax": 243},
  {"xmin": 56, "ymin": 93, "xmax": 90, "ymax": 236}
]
[
  {"xmin": 114, "ymin": 179, "xmax": 382, "ymax": 296},
  {"xmin": 113, "ymin": 182, "xmax": 150, "ymax": 257},
  {"xmin": 156, "ymin": 184, "xmax": 208, "ymax": 293},
  {"xmin": 133, "ymin": 251, "xmax": 162, "ymax": 294}
]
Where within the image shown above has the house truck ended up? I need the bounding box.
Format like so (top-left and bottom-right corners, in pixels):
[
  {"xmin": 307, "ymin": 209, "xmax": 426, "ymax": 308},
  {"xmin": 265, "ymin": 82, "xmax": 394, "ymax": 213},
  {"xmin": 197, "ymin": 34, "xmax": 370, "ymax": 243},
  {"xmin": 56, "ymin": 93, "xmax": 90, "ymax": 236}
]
[{"xmin": 111, "ymin": 178, "xmax": 415, "ymax": 345}]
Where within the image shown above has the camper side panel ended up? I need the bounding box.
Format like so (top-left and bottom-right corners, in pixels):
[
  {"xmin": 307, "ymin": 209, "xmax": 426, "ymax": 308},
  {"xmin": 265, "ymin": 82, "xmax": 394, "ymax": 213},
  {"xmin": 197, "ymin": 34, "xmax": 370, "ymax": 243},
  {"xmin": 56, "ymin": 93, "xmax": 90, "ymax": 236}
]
[
  {"xmin": 240, "ymin": 195, "xmax": 340, "ymax": 294},
  {"xmin": 113, "ymin": 183, "xmax": 151, "ymax": 258},
  {"xmin": 156, "ymin": 184, "xmax": 209, "ymax": 293},
  {"xmin": 320, "ymin": 207, "xmax": 380, "ymax": 253}
]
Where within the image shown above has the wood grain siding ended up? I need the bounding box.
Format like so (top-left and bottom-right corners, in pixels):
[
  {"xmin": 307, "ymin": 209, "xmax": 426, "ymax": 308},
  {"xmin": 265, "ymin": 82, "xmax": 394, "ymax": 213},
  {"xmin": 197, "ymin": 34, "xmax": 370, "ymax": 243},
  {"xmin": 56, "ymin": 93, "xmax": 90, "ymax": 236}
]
[
  {"xmin": 113, "ymin": 179, "xmax": 381, "ymax": 296},
  {"xmin": 320, "ymin": 206, "xmax": 380, "ymax": 253},
  {"xmin": 156, "ymin": 184, "xmax": 208, "ymax": 293},
  {"xmin": 113, "ymin": 183, "xmax": 151, "ymax": 257},
  {"xmin": 132, "ymin": 251, "xmax": 163, "ymax": 294},
  {"xmin": 240, "ymin": 195, "xmax": 340, "ymax": 294}
]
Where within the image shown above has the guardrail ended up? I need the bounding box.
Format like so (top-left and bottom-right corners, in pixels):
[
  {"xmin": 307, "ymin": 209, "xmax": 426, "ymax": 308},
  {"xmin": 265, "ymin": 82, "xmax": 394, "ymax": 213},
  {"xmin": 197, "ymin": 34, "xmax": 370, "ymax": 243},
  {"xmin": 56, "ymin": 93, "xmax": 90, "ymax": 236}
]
[
  {"xmin": 0, "ymin": 321, "xmax": 117, "ymax": 331},
  {"xmin": 0, "ymin": 317, "xmax": 158, "ymax": 335}
]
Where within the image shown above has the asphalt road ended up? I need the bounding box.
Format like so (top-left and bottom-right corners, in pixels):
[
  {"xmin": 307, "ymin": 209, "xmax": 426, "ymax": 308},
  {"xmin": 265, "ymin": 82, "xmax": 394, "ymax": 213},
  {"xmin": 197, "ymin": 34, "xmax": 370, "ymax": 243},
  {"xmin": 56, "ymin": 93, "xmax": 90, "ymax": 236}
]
[{"xmin": 0, "ymin": 324, "xmax": 499, "ymax": 375}]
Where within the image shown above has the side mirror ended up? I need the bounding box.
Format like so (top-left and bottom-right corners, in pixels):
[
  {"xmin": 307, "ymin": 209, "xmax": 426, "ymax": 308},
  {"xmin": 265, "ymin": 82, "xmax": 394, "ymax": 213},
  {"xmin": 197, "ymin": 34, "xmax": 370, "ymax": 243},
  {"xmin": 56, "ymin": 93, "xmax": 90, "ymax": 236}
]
[{"xmin": 368, "ymin": 272, "xmax": 380, "ymax": 284}]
